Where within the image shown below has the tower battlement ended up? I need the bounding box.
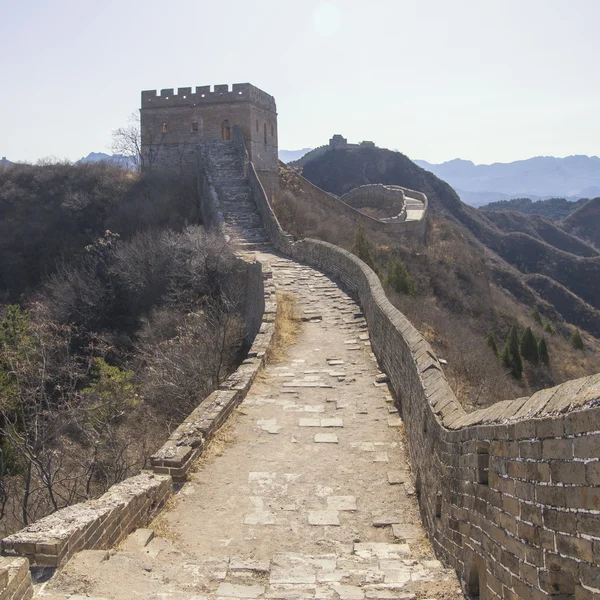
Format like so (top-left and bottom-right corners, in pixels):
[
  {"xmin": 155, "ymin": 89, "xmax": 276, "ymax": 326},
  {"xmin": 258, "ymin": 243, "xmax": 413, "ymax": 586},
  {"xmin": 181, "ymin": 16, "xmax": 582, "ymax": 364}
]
[{"xmin": 141, "ymin": 83, "xmax": 276, "ymax": 111}]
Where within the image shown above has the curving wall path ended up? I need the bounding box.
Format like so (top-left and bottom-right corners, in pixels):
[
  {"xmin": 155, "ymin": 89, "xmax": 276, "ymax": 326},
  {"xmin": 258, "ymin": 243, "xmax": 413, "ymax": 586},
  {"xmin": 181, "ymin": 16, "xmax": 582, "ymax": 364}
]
[{"xmin": 242, "ymin": 149, "xmax": 600, "ymax": 599}]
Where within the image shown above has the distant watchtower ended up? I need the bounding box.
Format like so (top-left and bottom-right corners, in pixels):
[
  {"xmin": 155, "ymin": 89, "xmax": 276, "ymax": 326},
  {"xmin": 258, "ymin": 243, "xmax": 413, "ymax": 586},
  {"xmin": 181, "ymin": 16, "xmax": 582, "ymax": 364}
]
[{"xmin": 140, "ymin": 83, "xmax": 278, "ymax": 172}]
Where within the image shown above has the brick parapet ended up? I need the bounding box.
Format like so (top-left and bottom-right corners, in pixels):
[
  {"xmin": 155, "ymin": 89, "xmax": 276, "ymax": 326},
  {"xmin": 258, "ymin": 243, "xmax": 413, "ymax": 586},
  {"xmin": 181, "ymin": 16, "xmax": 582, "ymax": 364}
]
[
  {"xmin": 288, "ymin": 238, "xmax": 600, "ymax": 600},
  {"xmin": 341, "ymin": 184, "xmax": 408, "ymax": 220},
  {"xmin": 0, "ymin": 557, "xmax": 32, "ymax": 600},
  {"xmin": 1, "ymin": 472, "xmax": 171, "ymax": 569}
]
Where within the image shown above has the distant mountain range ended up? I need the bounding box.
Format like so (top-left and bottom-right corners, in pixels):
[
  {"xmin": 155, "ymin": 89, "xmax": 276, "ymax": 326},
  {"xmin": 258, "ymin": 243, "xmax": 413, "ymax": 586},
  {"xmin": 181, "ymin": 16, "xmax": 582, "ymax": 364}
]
[
  {"xmin": 76, "ymin": 152, "xmax": 133, "ymax": 167},
  {"xmin": 279, "ymin": 148, "xmax": 313, "ymax": 163},
  {"xmin": 415, "ymin": 156, "xmax": 600, "ymax": 206}
]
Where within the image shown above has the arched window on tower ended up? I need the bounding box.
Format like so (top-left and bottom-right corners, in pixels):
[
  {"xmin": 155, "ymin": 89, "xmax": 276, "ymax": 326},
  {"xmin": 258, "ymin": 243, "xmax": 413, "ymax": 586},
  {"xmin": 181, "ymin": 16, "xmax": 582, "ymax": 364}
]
[
  {"xmin": 222, "ymin": 120, "xmax": 231, "ymax": 141},
  {"xmin": 161, "ymin": 122, "xmax": 168, "ymax": 133},
  {"xmin": 264, "ymin": 123, "xmax": 267, "ymax": 145},
  {"xmin": 191, "ymin": 120, "xmax": 198, "ymax": 132}
]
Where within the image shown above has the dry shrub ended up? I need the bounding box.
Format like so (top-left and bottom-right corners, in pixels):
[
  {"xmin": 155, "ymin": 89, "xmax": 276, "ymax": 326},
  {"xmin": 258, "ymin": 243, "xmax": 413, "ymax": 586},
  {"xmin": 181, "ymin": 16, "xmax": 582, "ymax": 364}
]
[{"xmin": 267, "ymin": 291, "xmax": 301, "ymax": 363}]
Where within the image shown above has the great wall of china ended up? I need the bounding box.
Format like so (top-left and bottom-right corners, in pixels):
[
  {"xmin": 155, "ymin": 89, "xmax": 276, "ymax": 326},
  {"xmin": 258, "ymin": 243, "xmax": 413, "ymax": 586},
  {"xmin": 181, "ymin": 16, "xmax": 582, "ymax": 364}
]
[{"xmin": 0, "ymin": 84, "xmax": 598, "ymax": 600}]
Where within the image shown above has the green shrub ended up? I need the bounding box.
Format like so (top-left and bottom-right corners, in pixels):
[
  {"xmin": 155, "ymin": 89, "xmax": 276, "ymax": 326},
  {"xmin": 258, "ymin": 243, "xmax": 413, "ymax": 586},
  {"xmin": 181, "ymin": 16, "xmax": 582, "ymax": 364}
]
[
  {"xmin": 386, "ymin": 258, "xmax": 417, "ymax": 296},
  {"xmin": 531, "ymin": 306, "xmax": 542, "ymax": 326},
  {"xmin": 520, "ymin": 327, "xmax": 539, "ymax": 364},
  {"xmin": 351, "ymin": 226, "xmax": 377, "ymax": 273},
  {"xmin": 570, "ymin": 329, "xmax": 584, "ymax": 350},
  {"xmin": 544, "ymin": 322, "xmax": 556, "ymax": 334},
  {"xmin": 502, "ymin": 325, "xmax": 523, "ymax": 379},
  {"xmin": 538, "ymin": 336, "xmax": 550, "ymax": 365},
  {"xmin": 486, "ymin": 332, "xmax": 498, "ymax": 355}
]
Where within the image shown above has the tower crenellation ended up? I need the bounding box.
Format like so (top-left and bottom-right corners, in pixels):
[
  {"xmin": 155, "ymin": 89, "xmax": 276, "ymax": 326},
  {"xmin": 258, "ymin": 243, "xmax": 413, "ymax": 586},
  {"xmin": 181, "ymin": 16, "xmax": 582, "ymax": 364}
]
[{"xmin": 141, "ymin": 83, "xmax": 276, "ymax": 111}]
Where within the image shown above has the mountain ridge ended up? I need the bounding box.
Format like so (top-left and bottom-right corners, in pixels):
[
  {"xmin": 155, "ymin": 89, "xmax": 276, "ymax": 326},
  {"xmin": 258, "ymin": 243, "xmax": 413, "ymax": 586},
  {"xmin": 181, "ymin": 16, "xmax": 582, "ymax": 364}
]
[{"xmin": 415, "ymin": 155, "xmax": 600, "ymax": 206}]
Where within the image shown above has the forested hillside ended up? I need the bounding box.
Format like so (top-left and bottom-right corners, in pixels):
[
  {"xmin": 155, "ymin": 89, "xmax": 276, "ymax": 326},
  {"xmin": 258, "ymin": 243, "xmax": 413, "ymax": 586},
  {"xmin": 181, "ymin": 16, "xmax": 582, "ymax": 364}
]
[
  {"xmin": 478, "ymin": 197, "xmax": 590, "ymax": 220},
  {"xmin": 0, "ymin": 163, "xmax": 245, "ymax": 536}
]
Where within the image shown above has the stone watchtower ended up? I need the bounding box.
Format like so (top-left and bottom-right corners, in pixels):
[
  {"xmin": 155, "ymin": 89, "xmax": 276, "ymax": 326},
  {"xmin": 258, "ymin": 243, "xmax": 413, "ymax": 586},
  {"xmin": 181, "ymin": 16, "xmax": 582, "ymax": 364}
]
[{"xmin": 140, "ymin": 83, "xmax": 278, "ymax": 172}]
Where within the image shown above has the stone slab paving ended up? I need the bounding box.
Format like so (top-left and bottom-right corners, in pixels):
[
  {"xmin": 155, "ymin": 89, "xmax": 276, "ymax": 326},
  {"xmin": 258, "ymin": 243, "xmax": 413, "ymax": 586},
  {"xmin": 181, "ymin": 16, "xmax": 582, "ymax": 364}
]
[{"xmin": 39, "ymin": 253, "xmax": 462, "ymax": 600}]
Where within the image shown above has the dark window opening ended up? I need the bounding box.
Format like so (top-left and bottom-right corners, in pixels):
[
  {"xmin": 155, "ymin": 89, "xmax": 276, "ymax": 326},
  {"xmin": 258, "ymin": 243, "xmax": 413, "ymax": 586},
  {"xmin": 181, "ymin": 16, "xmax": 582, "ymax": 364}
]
[
  {"xmin": 264, "ymin": 122, "xmax": 267, "ymax": 145},
  {"xmin": 191, "ymin": 120, "xmax": 198, "ymax": 132},
  {"xmin": 271, "ymin": 123, "xmax": 274, "ymax": 136},
  {"xmin": 435, "ymin": 493, "xmax": 442, "ymax": 519},
  {"xmin": 465, "ymin": 565, "xmax": 480, "ymax": 599},
  {"xmin": 256, "ymin": 119, "xmax": 259, "ymax": 132},
  {"xmin": 477, "ymin": 446, "xmax": 489, "ymax": 486},
  {"xmin": 222, "ymin": 120, "xmax": 231, "ymax": 141}
]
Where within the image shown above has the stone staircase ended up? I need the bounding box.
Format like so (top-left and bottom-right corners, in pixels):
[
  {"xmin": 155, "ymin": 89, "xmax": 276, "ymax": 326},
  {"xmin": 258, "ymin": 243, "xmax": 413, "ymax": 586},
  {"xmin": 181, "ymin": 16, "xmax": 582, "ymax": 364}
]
[{"xmin": 202, "ymin": 141, "xmax": 272, "ymax": 251}]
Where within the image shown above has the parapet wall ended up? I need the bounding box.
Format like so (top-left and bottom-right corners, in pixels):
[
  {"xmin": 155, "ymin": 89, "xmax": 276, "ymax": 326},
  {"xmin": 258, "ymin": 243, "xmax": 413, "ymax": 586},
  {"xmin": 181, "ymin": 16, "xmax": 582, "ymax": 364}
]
[
  {"xmin": 259, "ymin": 166, "xmax": 428, "ymax": 244},
  {"xmin": 289, "ymin": 238, "xmax": 600, "ymax": 600},
  {"xmin": 2, "ymin": 472, "xmax": 172, "ymax": 568},
  {"xmin": 341, "ymin": 184, "xmax": 407, "ymax": 219}
]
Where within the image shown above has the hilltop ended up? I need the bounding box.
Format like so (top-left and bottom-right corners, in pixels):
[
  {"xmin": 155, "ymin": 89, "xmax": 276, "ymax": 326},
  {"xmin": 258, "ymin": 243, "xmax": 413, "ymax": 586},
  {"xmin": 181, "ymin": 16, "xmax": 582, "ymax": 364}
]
[{"xmin": 561, "ymin": 197, "xmax": 600, "ymax": 249}]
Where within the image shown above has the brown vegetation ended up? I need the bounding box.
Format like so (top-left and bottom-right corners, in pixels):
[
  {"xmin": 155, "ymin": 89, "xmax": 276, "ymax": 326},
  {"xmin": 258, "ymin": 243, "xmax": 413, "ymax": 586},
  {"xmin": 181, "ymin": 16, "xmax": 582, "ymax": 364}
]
[
  {"xmin": 267, "ymin": 291, "xmax": 301, "ymax": 364},
  {"xmin": 0, "ymin": 163, "xmax": 245, "ymax": 537}
]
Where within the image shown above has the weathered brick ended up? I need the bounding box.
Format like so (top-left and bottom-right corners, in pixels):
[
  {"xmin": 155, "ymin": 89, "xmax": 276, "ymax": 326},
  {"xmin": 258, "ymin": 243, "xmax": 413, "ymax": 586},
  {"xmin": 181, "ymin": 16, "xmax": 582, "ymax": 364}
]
[
  {"xmin": 578, "ymin": 512, "xmax": 600, "ymax": 537},
  {"xmin": 520, "ymin": 502, "xmax": 543, "ymax": 527},
  {"xmin": 573, "ymin": 434, "xmax": 600, "ymax": 459},
  {"xmin": 502, "ymin": 495, "xmax": 520, "ymax": 516},
  {"xmin": 586, "ymin": 460, "xmax": 600, "ymax": 485},
  {"xmin": 564, "ymin": 486, "xmax": 600, "ymax": 510},
  {"xmin": 535, "ymin": 485, "xmax": 566, "ymax": 508},
  {"xmin": 544, "ymin": 508, "xmax": 577, "ymax": 534},
  {"xmin": 579, "ymin": 562, "xmax": 600, "ymax": 590},
  {"xmin": 542, "ymin": 439, "xmax": 573, "ymax": 460},
  {"xmin": 556, "ymin": 533, "xmax": 593, "ymax": 562},
  {"xmin": 519, "ymin": 440, "xmax": 541, "ymax": 460},
  {"xmin": 550, "ymin": 461, "xmax": 586, "ymax": 484}
]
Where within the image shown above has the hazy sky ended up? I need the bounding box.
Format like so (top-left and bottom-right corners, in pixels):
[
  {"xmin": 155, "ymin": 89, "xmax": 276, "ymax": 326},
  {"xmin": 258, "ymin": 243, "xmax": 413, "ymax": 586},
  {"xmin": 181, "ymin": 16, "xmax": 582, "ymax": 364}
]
[{"xmin": 2, "ymin": 0, "xmax": 599, "ymax": 164}]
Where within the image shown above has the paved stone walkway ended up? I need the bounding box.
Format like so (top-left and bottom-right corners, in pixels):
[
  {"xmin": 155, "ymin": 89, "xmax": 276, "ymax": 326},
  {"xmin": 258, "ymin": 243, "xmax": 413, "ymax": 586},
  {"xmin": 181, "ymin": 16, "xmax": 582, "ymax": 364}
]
[{"xmin": 39, "ymin": 254, "xmax": 462, "ymax": 600}]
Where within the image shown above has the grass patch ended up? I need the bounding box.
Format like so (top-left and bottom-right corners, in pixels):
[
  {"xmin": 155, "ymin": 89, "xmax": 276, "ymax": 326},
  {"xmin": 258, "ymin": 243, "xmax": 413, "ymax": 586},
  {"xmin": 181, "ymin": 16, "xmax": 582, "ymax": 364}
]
[
  {"xmin": 267, "ymin": 291, "xmax": 302, "ymax": 363},
  {"xmin": 150, "ymin": 495, "xmax": 180, "ymax": 541}
]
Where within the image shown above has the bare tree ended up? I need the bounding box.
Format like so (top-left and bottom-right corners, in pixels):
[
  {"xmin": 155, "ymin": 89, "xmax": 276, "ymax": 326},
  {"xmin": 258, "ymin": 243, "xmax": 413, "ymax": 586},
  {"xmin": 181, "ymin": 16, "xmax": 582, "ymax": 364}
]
[
  {"xmin": 111, "ymin": 112, "xmax": 142, "ymax": 172},
  {"xmin": 112, "ymin": 112, "xmax": 166, "ymax": 173}
]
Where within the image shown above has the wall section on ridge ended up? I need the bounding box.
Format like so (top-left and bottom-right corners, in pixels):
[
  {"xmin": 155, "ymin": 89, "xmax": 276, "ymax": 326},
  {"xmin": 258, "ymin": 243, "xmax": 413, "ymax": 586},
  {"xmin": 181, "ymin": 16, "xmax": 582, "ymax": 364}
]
[{"xmin": 258, "ymin": 167, "xmax": 428, "ymax": 245}]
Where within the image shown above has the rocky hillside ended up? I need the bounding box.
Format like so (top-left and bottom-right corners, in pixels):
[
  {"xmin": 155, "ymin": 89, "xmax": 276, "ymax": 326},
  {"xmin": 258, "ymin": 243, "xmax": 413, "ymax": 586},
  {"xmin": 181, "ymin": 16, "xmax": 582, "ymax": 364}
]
[
  {"xmin": 300, "ymin": 146, "xmax": 600, "ymax": 338},
  {"xmin": 478, "ymin": 197, "xmax": 590, "ymax": 221}
]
